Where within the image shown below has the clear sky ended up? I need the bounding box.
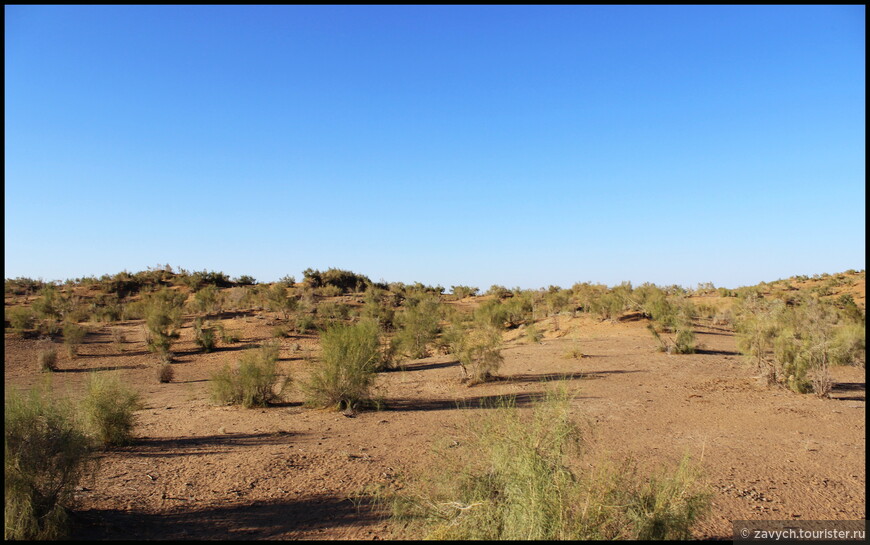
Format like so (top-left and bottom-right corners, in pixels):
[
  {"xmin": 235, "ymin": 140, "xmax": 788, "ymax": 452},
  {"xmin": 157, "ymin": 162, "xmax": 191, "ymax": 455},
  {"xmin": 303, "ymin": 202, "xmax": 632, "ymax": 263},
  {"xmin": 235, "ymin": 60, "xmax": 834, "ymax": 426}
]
[{"xmin": 5, "ymin": 5, "xmax": 865, "ymax": 289}]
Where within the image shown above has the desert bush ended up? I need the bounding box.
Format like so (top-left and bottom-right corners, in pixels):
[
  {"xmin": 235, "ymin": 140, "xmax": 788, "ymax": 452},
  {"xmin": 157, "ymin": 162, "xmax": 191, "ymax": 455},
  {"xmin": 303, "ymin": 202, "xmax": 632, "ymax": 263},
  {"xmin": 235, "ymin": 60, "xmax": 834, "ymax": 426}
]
[
  {"xmin": 474, "ymin": 299, "xmax": 509, "ymax": 330},
  {"xmin": 7, "ymin": 306, "xmax": 36, "ymax": 335},
  {"xmin": 361, "ymin": 286, "xmax": 396, "ymax": 331},
  {"xmin": 192, "ymin": 285, "xmax": 221, "ymax": 315},
  {"xmin": 734, "ymin": 296, "xmax": 787, "ymax": 384},
  {"xmin": 143, "ymin": 289, "xmax": 185, "ymax": 362},
  {"xmin": 394, "ymin": 295, "xmax": 442, "ymax": 359},
  {"xmin": 303, "ymin": 320, "xmax": 381, "ymax": 411},
  {"xmin": 450, "ymin": 285, "xmax": 479, "ymax": 299},
  {"xmin": 121, "ymin": 299, "xmax": 147, "ymax": 320},
  {"xmin": 234, "ymin": 274, "xmax": 257, "ymax": 286},
  {"xmin": 157, "ymin": 363, "xmax": 174, "ymax": 383},
  {"xmin": 735, "ymin": 295, "xmax": 850, "ymax": 394},
  {"xmin": 525, "ymin": 322, "xmax": 543, "ymax": 344},
  {"xmin": 31, "ymin": 287, "xmax": 61, "ymax": 321},
  {"xmin": 647, "ymin": 320, "xmax": 696, "ymax": 355},
  {"xmin": 449, "ymin": 324, "xmax": 504, "ymax": 384},
  {"xmin": 37, "ymin": 347, "xmax": 58, "ymax": 372},
  {"xmin": 272, "ymin": 325, "xmax": 291, "ymax": 338},
  {"xmin": 386, "ymin": 390, "xmax": 710, "ymax": 539},
  {"xmin": 590, "ymin": 291, "xmax": 626, "ymax": 322},
  {"xmin": 4, "ymin": 276, "xmax": 47, "ymax": 296},
  {"xmin": 80, "ymin": 372, "xmax": 142, "ymax": 447},
  {"xmin": 317, "ymin": 301, "xmax": 351, "ymax": 324},
  {"xmin": 303, "ymin": 267, "xmax": 371, "ymax": 293},
  {"xmin": 62, "ymin": 322, "xmax": 87, "ymax": 358},
  {"xmin": 503, "ymin": 292, "xmax": 535, "ymax": 325},
  {"xmin": 5, "ymin": 387, "xmax": 93, "ymax": 540},
  {"xmin": 210, "ymin": 342, "xmax": 285, "ymax": 408},
  {"xmin": 485, "ymin": 284, "xmax": 512, "ymax": 299},
  {"xmin": 89, "ymin": 296, "xmax": 123, "ymax": 323},
  {"xmin": 830, "ymin": 323, "xmax": 865, "ymax": 367},
  {"xmin": 266, "ymin": 283, "xmax": 299, "ymax": 320},
  {"xmin": 193, "ymin": 317, "xmax": 217, "ymax": 352},
  {"xmin": 317, "ymin": 284, "xmax": 343, "ymax": 297},
  {"xmin": 178, "ymin": 269, "xmax": 232, "ymax": 290},
  {"xmin": 295, "ymin": 313, "xmax": 317, "ymax": 334},
  {"xmin": 63, "ymin": 302, "xmax": 91, "ymax": 324}
]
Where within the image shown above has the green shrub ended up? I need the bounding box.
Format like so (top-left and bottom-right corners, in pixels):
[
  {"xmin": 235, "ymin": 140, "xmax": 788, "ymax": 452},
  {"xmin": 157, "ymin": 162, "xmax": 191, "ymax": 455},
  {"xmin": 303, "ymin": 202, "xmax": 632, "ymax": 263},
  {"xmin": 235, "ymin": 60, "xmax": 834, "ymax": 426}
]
[
  {"xmin": 210, "ymin": 343, "xmax": 285, "ymax": 408},
  {"xmin": 735, "ymin": 295, "xmax": 848, "ymax": 394},
  {"xmin": 303, "ymin": 321, "xmax": 381, "ymax": 411},
  {"xmin": 62, "ymin": 322, "xmax": 87, "ymax": 358},
  {"xmin": 449, "ymin": 324, "xmax": 504, "ymax": 384},
  {"xmin": 303, "ymin": 267, "xmax": 371, "ymax": 293},
  {"xmin": 193, "ymin": 317, "xmax": 217, "ymax": 352},
  {"xmin": 5, "ymin": 387, "xmax": 93, "ymax": 540},
  {"xmin": 121, "ymin": 299, "xmax": 147, "ymax": 320},
  {"xmin": 31, "ymin": 287, "xmax": 61, "ymax": 321},
  {"xmin": 385, "ymin": 390, "xmax": 710, "ymax": 540},
  {"xmin": 80, "ymin": 372, "xmax": 142, "ymax": 447},
  {"xmin": 485, "ymin": 285, "xmax": 512, "ymax": 299},
  {"xmin": 192, "ymin": 285, "xmax": 220, "ymax": 315},
  {"xmin": 450, "ymin": 285, "xmax": 479, "ymax": 299},
  {"xmin": 395, "ymin": 296, "xmax": 442, "ymax": 359},
  {"xmin": 474, "ymin": 299, "xmax": 509, "ymax": 330},
  {"xmin": 265, "ymin": 283, "xmax": 298, "ymax": 320},
  {"xmin": 317, "ymin": 301, "xmax": 351, "ymax": 323},
  {"xmin": 295, "ymin": 313, "xmax": 317, "ymax": 334},
  {"xmin": 234, "ymin": 275, "xmax": 257, "ymax": 286},
  {"xmin": 831, "ymin": 323, "xmax": 865, "ymax": 367},
  {"xmin": 317, "ymin": 284, "xmax": 343, "ymax": 297},
  {"xmin": 361, "ymin": 287, "xmax": 396, "ymax": 330},
  {"xmin": 143, "ymin": 289, "xmax": 185, "ymax": 362},
  {"xmin": 647, "ymin": 321, "xmax": 696, "ymax": 355},
  {"xmin": 6, "ymin": 306, "xmax": 35, "ymax": 335},
  {"xmin": 86, "ymin": 293, "xmax": 123, "ymax": 323}
]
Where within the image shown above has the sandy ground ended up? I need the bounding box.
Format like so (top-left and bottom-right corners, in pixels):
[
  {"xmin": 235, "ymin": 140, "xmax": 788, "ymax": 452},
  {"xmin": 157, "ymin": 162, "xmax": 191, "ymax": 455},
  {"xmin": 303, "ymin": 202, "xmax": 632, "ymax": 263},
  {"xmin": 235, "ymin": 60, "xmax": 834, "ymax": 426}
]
[{"xmin": 3, "ymin": 311, "xmax": 865, "ymax": 540}]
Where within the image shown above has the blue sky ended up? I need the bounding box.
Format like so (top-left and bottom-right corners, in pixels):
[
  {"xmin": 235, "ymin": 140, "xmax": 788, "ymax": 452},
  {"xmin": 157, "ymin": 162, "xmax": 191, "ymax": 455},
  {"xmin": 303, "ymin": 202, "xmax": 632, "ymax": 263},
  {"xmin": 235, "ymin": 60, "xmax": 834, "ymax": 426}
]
[{"xmin": 5, "ymin": 5, "xmax": 865, "ymax": 289}]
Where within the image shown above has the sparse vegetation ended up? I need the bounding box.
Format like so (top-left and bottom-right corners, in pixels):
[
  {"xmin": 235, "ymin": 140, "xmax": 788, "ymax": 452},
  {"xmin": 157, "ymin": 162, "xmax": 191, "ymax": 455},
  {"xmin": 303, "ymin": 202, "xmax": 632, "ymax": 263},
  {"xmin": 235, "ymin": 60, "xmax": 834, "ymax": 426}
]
[{"xmin": 734, "ymin": 292, "xmax": 863, "ymax": 395}]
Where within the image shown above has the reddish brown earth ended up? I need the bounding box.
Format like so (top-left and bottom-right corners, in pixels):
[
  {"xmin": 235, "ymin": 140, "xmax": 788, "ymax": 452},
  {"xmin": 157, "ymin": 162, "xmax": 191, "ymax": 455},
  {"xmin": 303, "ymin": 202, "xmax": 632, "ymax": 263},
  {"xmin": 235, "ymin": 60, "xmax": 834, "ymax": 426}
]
[{"xmin": 4, "ymin": 309, "xmax": 865, "ymax": 540}]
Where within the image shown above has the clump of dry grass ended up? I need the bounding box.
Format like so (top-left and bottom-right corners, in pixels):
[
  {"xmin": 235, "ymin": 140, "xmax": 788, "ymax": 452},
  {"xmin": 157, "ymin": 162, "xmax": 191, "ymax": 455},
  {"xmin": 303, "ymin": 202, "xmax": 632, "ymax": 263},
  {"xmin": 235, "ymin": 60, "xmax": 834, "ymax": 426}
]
[
  {"xmin": 157, "ymin": 363, "xmax": 174, "ymax": 383},
  {"xmin": 37, "ymin": 347, "xmax": 58, "ymax": 372},
  {"xmin": 382, "ymin": 387, "xmax": 711, "ymax": 540}
]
